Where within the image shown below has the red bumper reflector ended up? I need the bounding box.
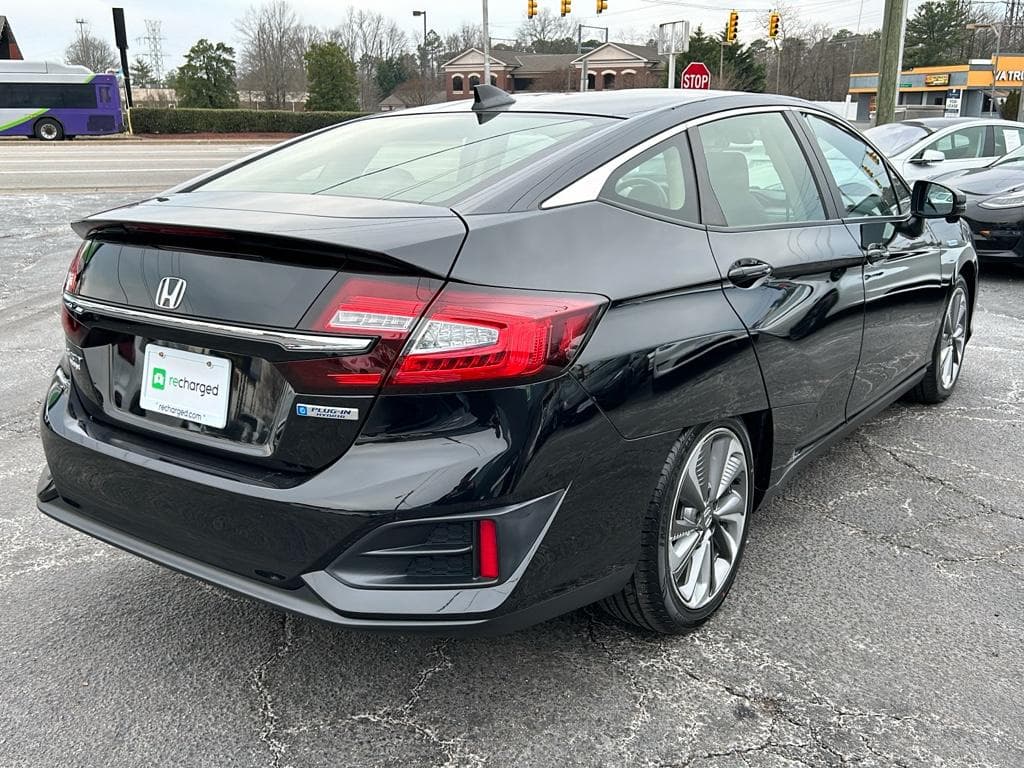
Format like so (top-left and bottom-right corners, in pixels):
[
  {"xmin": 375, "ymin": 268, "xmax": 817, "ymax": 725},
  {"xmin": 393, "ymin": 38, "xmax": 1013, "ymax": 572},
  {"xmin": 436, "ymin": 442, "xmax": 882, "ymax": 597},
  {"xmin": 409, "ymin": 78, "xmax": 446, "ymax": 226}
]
[{"xmin": 478, "ymin": 519, "xmax": 499, "ymax": 579}]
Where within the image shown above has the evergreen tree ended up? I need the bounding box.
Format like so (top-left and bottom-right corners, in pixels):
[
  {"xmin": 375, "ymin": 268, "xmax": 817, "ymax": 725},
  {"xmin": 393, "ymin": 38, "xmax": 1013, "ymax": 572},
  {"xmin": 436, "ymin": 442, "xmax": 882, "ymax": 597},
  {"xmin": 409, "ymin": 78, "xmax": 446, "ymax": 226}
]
[
  {"xmin": 177, "ymin": 39, "xmax": 238, "ymax": 109},
  {"xmin": 681, "ymin": 26, "xmax": 765, "ymax": 93},
  {"xmin": 375, "ymin": 55, "xmax": 412, "ymax": 99},
  {"xmin": 304, "ymin": 41, "xmax": 359, "ymax": 111},
  {"xmin": 904, "ymin": 0, "xmax": 973, "ymax": 68},
  {"xmin": 129, "ymin": 57, "xmax": 155, "ymax": 88}
]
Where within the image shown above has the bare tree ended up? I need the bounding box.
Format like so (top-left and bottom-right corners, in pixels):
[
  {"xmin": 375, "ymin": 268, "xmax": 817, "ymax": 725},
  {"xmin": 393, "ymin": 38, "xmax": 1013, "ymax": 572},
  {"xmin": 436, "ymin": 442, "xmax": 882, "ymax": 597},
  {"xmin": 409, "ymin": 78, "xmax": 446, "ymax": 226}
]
[
  {"xmin": 325, "ymin": 9, "xmax": 409, "ymax": 110},
  {"xmin": 328, "ymin": 9, "xmax": 408, "ymax": 62},
  {"xmin": 235, "ymin": 1, "xmax": 307, "ymax": 109},
  {"xmin": 515, "ymin": 9, "xmax": 576, "ymax": 53},
  {"xmin": 442, "ymin": 23, "xmax": 484, "ymax": 58},
  {"xmin": 64, "ymin": 24, "xmax": 117, "ymax": 73}
]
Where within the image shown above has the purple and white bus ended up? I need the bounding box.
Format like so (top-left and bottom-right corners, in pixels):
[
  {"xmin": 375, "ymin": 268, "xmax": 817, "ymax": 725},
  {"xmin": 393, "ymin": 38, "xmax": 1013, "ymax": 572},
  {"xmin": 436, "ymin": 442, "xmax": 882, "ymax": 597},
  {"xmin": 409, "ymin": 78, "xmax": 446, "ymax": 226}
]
[{"xmin": 0, "ymin": 61, "xmax": 123, "ymax": 141}]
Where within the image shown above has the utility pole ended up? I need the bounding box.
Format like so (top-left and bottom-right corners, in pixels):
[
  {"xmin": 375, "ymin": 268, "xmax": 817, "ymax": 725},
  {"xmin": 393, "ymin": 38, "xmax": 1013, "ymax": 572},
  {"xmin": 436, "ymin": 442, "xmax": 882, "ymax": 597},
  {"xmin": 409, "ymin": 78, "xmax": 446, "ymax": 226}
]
[
  {"xmin": 967, "ymin": 23, "xmax": 1003, "ymax": 116},
  {"xmin": 875, "ymin": 0, "xmax": 907, "ymax": 126},
  {"xmin": 482, "ymin": 0, "xmax": 491, "ymax": 84}
]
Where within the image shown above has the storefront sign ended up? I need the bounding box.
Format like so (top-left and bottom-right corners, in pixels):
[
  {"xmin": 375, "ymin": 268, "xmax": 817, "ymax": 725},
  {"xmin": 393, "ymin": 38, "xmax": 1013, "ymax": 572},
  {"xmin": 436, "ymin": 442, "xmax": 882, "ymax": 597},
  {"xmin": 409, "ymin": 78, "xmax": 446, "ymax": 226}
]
[
  {"xmin": 944, "ymin": 88, "xmax": 963, "ymax": 118},
  {"xmin": 996, "ymin": 70, "xmax": 1024, "ymax": 82},
  {"xmin": 924, "ymin": 73, "xmax": 950, "ymax": 86}
]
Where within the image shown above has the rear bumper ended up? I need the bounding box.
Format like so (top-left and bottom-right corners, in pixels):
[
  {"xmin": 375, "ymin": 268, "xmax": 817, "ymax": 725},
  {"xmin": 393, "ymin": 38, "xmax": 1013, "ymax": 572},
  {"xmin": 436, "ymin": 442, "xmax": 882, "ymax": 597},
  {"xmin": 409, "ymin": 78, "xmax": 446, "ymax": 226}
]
[
  {"xmin": 37, "ymin": 488, "xmax": 629, "ymax": 635},
  {"xmin": 39, "ymin": 367, "xmax": 661, "ymax": 634}
]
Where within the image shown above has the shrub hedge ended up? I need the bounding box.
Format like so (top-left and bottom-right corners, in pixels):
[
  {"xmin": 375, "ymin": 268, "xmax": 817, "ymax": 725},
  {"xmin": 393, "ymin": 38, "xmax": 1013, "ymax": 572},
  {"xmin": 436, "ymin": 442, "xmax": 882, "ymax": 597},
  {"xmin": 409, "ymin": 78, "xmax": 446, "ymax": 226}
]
[{"xmin": 130, "ymin": 107, "xmax": 368, "ymax": 135}]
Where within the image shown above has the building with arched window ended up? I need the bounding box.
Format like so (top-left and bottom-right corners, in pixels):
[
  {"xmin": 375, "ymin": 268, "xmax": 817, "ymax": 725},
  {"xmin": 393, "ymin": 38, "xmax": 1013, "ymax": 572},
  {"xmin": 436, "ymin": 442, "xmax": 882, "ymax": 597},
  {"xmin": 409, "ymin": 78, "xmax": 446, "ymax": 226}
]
[{"xmin": 441, "ymin": 43, "xmax": 663, "ymax": 100}]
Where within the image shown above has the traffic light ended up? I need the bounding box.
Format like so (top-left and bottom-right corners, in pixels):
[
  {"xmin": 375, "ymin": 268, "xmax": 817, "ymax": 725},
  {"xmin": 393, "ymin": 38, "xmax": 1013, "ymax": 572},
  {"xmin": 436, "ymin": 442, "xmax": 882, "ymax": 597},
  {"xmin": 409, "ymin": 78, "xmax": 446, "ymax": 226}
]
[
  {"xmin": 528, "ymin": 0, "xmax": 538, "ymax": 18},
  {"xmin": 597, "ymin": 0, "xmax": 608, "ymax": 13},
  {"xmin": 726, "ymin": 10, "xmax": 739, "ymax": 43},
  {"xmin": 561, "ymin": 0, "xmax": 571, "ymax": 17},
  {"xmin": 768, "ymin": 12, "xmax": 780, "ymax": 39}
]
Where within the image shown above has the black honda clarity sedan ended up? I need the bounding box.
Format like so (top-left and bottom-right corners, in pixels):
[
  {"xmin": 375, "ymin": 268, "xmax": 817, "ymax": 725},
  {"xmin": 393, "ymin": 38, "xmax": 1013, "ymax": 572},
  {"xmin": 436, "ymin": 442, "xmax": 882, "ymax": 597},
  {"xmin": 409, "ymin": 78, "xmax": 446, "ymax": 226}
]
[{"xmin": 38, "ymin": 87, "xmax": 977, "ymax": 635}]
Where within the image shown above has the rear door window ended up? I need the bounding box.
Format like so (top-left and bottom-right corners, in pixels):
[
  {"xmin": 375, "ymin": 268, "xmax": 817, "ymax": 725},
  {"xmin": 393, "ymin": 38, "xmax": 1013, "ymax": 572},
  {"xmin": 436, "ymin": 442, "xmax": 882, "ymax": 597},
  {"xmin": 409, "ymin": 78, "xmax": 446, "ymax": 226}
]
[
  {"xmin": 600, "ymin": 135, "xmax": 698, "ymax": 223},
  {"xmin": 922, "ymin": 126, "xmax": 987, "ymax": 160},
  {"xmin": 693, "ymin": 111, "xmax": 826, "ymax": 227},
  {"xmin": 994, "ymin": 125, "xmax": 1024, "ymax": 155}
]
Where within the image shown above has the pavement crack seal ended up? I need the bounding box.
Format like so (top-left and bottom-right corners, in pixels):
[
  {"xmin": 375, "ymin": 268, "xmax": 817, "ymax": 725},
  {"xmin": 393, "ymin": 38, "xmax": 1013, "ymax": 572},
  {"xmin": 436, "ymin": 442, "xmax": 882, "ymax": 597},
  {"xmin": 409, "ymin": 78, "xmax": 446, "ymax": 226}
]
[
  {"xmin": 586, "ymin": 612, "xmax": 657, "ymax": 764},
  {"xmin": 250, "ymin": 613, "xmax": 296, "ymax": 768},
  {"xmin": 589, "ymin": 617, "xmax": 939, "ymax": 766},
  {"xmin": 351, "ymin": 640, "xmax": 486, "ymax": 768}
]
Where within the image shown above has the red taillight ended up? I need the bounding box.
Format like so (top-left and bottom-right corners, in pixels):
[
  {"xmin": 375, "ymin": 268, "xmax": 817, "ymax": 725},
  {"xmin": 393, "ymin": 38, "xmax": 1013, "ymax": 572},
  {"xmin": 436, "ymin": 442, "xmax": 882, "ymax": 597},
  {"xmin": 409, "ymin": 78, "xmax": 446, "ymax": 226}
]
[
  {"xmin": 389, "ymin": 284, "xmax": 604, "ymax": 388},
  {"xmin": 280, "ymin": 274, "xmax": 443, "ymax": 394},
  {"xmin": 284, "ymin": 275, "xmax": 604, "ymax": 394},
  {"xmin": 477, "ymin": 519, "xmax": 499, "ymax": 579},
  {"xmin": 312, "ymin": 276, "xmax": 438, "ymax": 340},
  {"xmin": 64, "ymin": 242, "xmax": 87, "ymax": 295}
]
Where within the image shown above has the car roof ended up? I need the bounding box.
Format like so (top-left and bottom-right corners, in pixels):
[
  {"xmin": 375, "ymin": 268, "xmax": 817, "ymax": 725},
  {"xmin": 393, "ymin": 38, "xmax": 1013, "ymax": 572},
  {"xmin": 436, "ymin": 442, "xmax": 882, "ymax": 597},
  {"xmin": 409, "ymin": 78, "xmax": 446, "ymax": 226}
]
[
  {"xmin": 396, "ymin": 88, "xmax": 815, "ymax": 119},
  {"xmin": 903, "ymin": 117, "xmax": 1013, "ymax": 130}
]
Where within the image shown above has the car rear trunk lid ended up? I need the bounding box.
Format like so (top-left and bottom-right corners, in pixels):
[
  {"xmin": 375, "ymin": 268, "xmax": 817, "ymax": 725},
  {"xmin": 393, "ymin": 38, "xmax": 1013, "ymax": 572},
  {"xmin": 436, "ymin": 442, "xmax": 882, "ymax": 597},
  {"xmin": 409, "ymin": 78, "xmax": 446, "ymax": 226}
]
[{"xmin": 63, "ymin": 193, "xmax": 466, "ymax": 478}]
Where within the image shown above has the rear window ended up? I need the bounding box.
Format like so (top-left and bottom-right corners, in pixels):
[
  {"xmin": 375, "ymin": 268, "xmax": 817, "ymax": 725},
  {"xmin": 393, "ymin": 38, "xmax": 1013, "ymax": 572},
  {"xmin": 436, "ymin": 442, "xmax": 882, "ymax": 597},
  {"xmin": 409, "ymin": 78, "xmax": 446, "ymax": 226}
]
[
  {"xmin": 199, "ymin": 112, "xmax": 617, "ymax": 205},
  {"xmin": 864, "ymin": 122, "xmax": 929, "ymax": 155}
]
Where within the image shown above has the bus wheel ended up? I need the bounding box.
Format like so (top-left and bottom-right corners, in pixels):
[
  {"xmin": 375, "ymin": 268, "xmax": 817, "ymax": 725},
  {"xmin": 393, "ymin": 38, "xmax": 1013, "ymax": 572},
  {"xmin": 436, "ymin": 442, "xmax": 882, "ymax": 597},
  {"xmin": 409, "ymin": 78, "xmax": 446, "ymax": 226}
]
[{"xmin": 34, "ymin": 118, "xmax": 64, "ymax": 141}]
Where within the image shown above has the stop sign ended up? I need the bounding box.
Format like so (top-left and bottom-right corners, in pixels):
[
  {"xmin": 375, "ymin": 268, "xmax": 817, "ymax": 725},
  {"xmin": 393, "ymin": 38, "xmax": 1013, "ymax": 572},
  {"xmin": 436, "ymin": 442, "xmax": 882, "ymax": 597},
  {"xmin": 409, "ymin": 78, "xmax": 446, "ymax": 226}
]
[{"xmin": 680, "ymin": 61, "xmax": 711, "ymax": 90}]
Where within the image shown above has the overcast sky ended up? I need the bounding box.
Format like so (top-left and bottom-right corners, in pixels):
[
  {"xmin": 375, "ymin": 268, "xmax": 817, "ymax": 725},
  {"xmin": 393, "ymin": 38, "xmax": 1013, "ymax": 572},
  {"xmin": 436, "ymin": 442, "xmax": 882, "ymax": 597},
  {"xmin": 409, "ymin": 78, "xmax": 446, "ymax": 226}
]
[{"xmin": 9, "ymin": 1, "xmax": 897, "ymax": 70}]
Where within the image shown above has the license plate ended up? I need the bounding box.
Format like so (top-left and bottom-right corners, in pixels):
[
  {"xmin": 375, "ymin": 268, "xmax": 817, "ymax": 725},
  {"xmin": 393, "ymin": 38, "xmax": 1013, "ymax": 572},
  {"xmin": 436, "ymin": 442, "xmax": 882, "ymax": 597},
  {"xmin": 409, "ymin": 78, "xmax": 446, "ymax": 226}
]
[{"xmin": 139, "ymin": 345, "xmax": 231, "ymax": 429}]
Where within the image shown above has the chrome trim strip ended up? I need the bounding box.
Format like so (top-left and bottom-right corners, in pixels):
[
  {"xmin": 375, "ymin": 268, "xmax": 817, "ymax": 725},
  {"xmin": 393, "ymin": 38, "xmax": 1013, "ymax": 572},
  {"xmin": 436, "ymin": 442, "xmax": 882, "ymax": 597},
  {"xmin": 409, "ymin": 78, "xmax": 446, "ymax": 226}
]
[
  {"xmin": 540, "ymin": 104, "xmax": 839, "ymax": 210},
  {"xmin": 62, "ymin": 294, "xmax": 373, "ymax": 353}
]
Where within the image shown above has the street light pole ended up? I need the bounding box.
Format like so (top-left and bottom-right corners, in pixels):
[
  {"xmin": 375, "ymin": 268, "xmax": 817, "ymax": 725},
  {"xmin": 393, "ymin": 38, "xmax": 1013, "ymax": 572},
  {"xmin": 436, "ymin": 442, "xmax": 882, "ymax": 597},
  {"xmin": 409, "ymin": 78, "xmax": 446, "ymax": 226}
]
[{"xmin": 413, "ymin": 10, "xmax": 427, "ymax": 80}]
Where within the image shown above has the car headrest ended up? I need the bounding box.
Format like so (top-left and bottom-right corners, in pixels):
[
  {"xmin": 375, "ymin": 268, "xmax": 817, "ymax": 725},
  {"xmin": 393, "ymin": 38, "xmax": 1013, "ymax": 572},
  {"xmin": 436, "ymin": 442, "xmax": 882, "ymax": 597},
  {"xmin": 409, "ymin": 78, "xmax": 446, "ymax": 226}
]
[{"xmin": 705, "ymin": 151, "xmax": 750, "ymax": 192}]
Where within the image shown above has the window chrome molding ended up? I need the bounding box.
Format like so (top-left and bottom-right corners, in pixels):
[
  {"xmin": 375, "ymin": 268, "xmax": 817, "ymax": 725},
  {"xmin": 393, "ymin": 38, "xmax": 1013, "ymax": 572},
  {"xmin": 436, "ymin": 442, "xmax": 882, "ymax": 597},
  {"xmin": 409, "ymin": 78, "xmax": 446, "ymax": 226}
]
[
  {"xmin": 63, "ymin": 294, "xmax": 373, "ymax": 354},
  {"xmin": 540, "ymin": 104, "xmax": 849, "ymax": 210}
]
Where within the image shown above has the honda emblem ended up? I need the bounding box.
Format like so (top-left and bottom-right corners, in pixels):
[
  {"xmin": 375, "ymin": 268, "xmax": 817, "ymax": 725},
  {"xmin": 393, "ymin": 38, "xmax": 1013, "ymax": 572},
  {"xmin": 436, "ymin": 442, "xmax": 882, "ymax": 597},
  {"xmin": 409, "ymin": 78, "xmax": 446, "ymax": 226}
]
[{"xmin": 154, "ymin": 277, "xmax": 187, "ymax": 310}]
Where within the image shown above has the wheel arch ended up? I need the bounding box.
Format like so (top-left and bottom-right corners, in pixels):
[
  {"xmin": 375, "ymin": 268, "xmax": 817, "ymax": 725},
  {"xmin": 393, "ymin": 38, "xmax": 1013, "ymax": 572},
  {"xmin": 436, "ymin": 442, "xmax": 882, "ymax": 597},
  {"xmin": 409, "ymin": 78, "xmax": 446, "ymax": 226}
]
[
  {"xmin": 958, "ymin": 258, "xmax": 977, "ymax": 340},
  {"xmin": 741, "ymin": 409, "xmax": 773, "ymax": 510}
]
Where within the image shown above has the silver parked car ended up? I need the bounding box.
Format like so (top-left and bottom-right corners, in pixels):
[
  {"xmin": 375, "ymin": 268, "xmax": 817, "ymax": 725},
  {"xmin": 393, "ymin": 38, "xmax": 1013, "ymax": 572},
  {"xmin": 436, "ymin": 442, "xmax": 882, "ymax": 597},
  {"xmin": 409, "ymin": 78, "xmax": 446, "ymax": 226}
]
[{"xmin": 866, "ymin": 117, "xmax": 1024, "ymax": 181}]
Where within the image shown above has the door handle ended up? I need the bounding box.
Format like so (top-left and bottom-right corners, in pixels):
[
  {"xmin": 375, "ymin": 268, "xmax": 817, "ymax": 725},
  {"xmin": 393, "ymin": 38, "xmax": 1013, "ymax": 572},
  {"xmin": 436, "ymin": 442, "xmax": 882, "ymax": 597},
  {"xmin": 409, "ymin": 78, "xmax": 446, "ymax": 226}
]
[
  {"xmin": 865, "ymin": 244, "xmax": 889, "ymax": 264},
  {"xmin": 727, "ymin": 260, "xmax": 773, "ymax": 288}
]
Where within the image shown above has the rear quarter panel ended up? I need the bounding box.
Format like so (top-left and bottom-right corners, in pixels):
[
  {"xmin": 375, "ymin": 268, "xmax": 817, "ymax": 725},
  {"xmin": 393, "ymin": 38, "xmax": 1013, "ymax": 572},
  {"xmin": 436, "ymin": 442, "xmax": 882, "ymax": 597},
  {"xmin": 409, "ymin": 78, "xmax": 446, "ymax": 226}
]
[{"xmin": 453, "ymin": 202, "xmax": 769, "ymax": 439}]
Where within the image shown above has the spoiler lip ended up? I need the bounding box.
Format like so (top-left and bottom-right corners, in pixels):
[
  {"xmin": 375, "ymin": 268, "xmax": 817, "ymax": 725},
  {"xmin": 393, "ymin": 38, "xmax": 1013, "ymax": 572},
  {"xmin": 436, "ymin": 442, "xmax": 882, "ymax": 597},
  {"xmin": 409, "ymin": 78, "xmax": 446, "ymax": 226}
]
[{"xmin": 70, "ymin": 193, "xmax": 469, "ymax": 278}]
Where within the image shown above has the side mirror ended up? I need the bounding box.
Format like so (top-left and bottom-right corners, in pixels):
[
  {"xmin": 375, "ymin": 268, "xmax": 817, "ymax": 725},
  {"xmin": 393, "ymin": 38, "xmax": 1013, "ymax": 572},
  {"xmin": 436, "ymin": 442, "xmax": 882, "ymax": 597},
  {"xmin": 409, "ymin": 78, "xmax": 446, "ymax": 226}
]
[
  {"xmin": 912, "ymin": 149, "xmax": 946, "ymax": 164},
  {"xmin": 911, "ymin": 179, "xmax": 966, "ymax": 222}
]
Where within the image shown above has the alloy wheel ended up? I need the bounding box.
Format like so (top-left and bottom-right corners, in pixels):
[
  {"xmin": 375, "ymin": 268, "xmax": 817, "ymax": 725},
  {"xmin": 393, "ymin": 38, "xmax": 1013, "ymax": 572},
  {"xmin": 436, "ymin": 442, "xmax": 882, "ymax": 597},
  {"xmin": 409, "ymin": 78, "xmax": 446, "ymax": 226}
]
[
  {"xmin": 939, "ymin": 285, "xmax": 968, "ymax": 390},
  {"xmin": 666, "ymin": 427, "xmax": 749, "ymax": 610}
]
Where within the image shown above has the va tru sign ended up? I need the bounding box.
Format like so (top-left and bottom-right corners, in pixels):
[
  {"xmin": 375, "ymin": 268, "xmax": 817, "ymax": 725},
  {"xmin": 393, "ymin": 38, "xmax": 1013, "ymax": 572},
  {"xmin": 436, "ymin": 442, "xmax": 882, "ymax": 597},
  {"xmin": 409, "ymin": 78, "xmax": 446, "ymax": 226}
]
[{"xmin": 996, "ymin": 70, "xmax": 1024, "ymax": 82}]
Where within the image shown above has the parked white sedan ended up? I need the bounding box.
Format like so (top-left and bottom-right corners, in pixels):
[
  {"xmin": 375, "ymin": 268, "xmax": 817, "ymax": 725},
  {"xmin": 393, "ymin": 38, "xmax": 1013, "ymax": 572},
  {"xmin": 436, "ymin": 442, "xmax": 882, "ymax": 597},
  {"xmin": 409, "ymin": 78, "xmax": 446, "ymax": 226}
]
[{"xmin": 866, "ymin": 117, "xmax": 1024, "ymax": 181}]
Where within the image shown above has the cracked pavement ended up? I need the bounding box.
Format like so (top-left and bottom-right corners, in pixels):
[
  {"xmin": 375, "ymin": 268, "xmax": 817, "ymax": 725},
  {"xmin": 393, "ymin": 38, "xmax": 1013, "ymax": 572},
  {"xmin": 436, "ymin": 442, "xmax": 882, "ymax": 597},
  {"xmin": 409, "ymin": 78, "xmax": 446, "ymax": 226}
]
[{"xmin": 1, "ymin": 188, "xmax": 1022, "ymax": 768}]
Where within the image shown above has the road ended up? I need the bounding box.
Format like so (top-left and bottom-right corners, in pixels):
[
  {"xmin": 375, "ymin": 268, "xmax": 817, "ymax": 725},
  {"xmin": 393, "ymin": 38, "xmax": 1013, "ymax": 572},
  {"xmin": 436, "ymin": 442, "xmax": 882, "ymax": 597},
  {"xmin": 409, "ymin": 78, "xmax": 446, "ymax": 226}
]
[
  {"xmin": 0, "ymin": 154, "xmax": 1022, "ymax": 767},
  {"xmin": 0, "ymin": 139, "xmax": 271, "ymax": 192}
]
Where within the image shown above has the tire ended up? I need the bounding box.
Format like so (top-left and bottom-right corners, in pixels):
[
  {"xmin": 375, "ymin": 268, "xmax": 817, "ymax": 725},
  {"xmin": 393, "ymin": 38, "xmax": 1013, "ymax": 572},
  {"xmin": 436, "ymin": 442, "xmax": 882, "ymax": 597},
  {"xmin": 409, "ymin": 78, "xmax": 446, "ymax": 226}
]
[
  {"xmin": 602, "ymin": 418, "xmax": 755, "ymax": 634},
  {"xmin": 909, "ymin": 276, "xmax": 970, "ymax": 404},
  {"xmin": 34, "ymin": 118, "xmax": 63, "ymax": 141}
]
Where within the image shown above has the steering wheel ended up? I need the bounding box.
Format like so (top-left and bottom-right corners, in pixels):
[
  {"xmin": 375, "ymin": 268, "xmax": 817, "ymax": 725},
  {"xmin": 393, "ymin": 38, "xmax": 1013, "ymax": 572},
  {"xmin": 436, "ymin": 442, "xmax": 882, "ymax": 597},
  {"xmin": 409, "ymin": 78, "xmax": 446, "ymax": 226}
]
[
  {"xmin": 616, "ymin": 177, "xmax": 669, "ymax": 208},
  {"xmin": 839, "ymin": 182, "xmax": 883, "ymax": 216}
]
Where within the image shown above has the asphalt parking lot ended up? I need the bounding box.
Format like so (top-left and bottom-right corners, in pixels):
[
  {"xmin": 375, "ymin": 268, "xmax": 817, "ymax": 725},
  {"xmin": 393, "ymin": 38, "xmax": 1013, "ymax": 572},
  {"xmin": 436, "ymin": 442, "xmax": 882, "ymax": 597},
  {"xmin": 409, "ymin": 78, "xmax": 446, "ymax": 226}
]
[{"xmin": 1, "ymin": 146, "xmax": 1022, "ymax": 767}]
